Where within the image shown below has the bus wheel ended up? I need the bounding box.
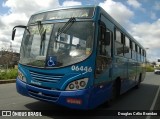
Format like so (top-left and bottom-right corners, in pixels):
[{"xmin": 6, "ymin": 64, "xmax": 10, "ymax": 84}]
[
  {"xmin": 111, "ymin": 78, "xmax": 121, "ymax": 100},
  {"xmin": 135, "ymin": 73, "xmax": 142, "ymax": 89},
  {"xmin": 107, "ymin": 78, "xmax": 121, "ymax": 106}
]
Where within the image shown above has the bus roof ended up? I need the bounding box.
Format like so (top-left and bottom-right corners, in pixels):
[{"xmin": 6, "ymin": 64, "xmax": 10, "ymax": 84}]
[{"xmin": 33, "ymin": 5, "xmax": 96, "ymax": 15}]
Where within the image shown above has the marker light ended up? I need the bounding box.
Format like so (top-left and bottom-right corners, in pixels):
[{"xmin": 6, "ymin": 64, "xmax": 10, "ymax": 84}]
[
  {"xmin": 65, "ymin": 78, "xmax": 88, "ymax": 91},
  {"xmin": 66, "ymin": 98, "xmax": 82, "ymax": 105}
]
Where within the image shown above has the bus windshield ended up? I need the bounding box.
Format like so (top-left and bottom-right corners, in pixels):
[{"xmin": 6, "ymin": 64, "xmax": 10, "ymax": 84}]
[{"xmin": 19, "ymin": 21, "xmax": 94, "ymax": 68}]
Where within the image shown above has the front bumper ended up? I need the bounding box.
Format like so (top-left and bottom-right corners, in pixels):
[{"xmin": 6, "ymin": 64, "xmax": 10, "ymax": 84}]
[{"xmin": 16, "ymin": 78, "xmax": 92, "ymax": 110}]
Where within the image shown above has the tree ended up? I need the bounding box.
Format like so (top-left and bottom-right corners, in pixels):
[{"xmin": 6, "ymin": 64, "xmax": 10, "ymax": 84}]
[{"xmin": 151, "ymin": 61, "xmax": 156, "ymax": 66}]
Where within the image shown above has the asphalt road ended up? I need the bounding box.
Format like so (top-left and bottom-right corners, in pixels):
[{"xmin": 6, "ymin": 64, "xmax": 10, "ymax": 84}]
[{"xmin": 0, "ymin": 72, "xmax": 160, "ymax": 119}]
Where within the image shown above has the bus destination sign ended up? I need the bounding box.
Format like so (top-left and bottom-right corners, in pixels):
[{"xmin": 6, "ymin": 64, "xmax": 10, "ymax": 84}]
[{"xmin": 29, "ymin": 8, "xmax": 94, "ymax": 24}]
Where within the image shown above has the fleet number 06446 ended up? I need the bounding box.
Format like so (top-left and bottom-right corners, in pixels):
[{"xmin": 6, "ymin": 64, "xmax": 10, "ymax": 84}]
[{"xmin": 71, "ymin": 65, "xmax": 92, "ymax": 72}]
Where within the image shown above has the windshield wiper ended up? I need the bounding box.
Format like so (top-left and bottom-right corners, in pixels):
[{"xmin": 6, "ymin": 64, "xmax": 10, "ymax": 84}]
[
  {"xmin": 56, "ymin": 17, "xmax": 76, "ymax": 39},
  {"xmin": 37, "ymin": 21, "xmax": 46, "ymax": 55}
]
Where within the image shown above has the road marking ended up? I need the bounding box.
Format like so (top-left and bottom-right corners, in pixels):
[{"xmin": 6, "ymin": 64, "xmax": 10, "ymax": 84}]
[{"xmin": 146, "ymin": 86, "xmax": 160, "ymax": 119}]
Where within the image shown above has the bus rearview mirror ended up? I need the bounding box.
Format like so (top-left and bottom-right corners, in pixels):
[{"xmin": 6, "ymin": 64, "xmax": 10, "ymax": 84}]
[
  {"xmin": 12, "ymin": 25, "xmax": 29, "ymax": 41},
  {"xmin": 12, "ymin": 29, "xmax": 16, "ymax": 41}
]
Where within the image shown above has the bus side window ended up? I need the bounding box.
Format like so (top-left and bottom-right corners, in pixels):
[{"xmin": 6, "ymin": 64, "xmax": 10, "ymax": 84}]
[
  {"xmin": 99, "ymin": 24, "xmax": 112, "ymax": 57},
  {"xmin": 115, "ymin": 29, "xmax": 124, "ymax": 56},
  {"xmin": 130, "ymin": 40, "xmax": 133, "ymax": 58},
  {"xmin": 124, "ymin": 36, "xmax": 131, "ymax": 58},
  {"xmin": 99, "ymin": 25, "xmax": 107, "ymax": 55},
  {"xmin": 132, "ymin": 42, "xmax": 136, "ymax": 60},
  {"xmin": 135, "ymin": 44, "xmax": 138, "ymax": 61}
]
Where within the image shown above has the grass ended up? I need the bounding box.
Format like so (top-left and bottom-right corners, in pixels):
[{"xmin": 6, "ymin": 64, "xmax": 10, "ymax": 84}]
[
  {"xmin": 146, "ymin": 65, "xmax": 154, "ymax": 72},
  {"xmin": 0, "ymin": 68, "xmax": 18, "ymax": 80}
]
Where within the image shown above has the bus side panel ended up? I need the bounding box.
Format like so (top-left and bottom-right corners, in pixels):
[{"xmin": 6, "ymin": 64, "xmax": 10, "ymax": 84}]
[
  {"xmin": 112, "ymin": 56, "xmax": 128, "ymax": 94},
  {"xmin": 112, "ymin": 57, "xmax": 123, "ymax": 79},
  {"xmin": 128, "ymin": 59, "xmax": 137, "ymax": 86},
  {"xmin": 121, "ymin": 58, "xmax": 134, "ymax": 93},
  {"xmin": 88, "ymin": 82, "xmax": 113, "ymax": 109},
  {"xmin": 141, "ymin": 60, "xmax": 146, "ymax": 82}
]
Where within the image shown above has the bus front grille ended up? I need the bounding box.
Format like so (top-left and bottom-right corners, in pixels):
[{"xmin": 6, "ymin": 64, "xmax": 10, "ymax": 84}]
[{"xmin": 30, "ymin": 71, "xmax": 64, "ymax": 83}]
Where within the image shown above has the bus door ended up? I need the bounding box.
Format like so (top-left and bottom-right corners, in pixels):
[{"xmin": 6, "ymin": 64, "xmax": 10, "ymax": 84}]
[
  {"xmin": 91, "ymin": 20, "xmax": 113, "ymax": 105},
  {"xmin": 95, "ymin": 21, "xmax": 112, "ymax": 84}
]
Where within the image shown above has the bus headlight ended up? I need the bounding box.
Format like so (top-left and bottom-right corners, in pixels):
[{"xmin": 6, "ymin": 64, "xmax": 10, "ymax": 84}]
[
  {"xmin": 65, "ymin": 78, "xmax": 89, "ymax": 91},
  {"xmin": 18, "ymin": 70, "xmax": 26, "ymax": 82}
]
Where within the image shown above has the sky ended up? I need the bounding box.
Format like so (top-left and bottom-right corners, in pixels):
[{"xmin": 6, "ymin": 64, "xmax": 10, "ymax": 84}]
[{"xmin": 0, "ymin": 0, "xmax": 160, "ymax": 62}]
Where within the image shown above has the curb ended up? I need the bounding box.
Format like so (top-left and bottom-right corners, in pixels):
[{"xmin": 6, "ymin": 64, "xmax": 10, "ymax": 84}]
[{"xmin": 0, "ymin": 79, "xmax": 16, "ymax": 84}]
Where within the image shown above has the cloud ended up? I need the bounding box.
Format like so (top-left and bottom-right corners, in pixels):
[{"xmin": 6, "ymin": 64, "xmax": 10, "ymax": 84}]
[
  {"xmin": 62, "ymin": 0, "xmax": 82, "ymax": 6},
  {"xmin": 149, "ymin": 48, "xmax": 160, "ymax": 62},
  {"xmin": 3, "ymin": 0, "xmax": 60, "ymax": 16},
  {"xmin": 154, "ymin": 1, "xmax": 160, "ymax": 10},
  {"xmin": 0, "ymin": 18, "xmax": 5, "ymax": 28},
  {"xmin": 2, "ymin": 13, "xmax": 28, "ymax": 27},
  {"xmin": 0, "ymin": 0, "xmax": 60, "ymax": 52},
  {"xmin": 129, "ymin": 19, "xmax": 160, "ymax": 61},
  {"xmin": 130, "ymin": 20, "xmax": 160, "ymax": 48},
  {"xmin": 99, "ymin": 0, "xmax": 134, "ymax": 28},
  {"xmin": 127, "ymin": 0, "xmax": 145, "ymax": 12},
  {"xmin": 150, "ymin": 11, "xmax": 157, "ymax": 20},
  {"xmin": 127, "ymin": 0, "xmax": 141, "ymax": 8}
]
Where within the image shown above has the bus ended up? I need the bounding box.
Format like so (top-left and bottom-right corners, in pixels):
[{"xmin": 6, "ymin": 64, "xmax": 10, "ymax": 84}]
[{"xmin": 12, "ymin": 5, "xmax": 146, "ymax": 110}]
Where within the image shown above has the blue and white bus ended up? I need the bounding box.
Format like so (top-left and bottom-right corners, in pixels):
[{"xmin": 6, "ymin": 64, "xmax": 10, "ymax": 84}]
[{"xmin": 12, "ymin": 6, "xmax": 146, "ymax": 109}]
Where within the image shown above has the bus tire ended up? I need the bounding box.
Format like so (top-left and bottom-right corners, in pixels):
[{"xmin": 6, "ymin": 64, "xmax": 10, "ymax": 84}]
[
  {"xmin": 111, "ymin": 78, "xmax": 121, "ymax": 100},
  {"xmin": 106, "ymin": 78, "xmax": 121, "ymax": 106},
  {"xmin": 135, "ymin": 73, "xmax": 142, "ymax": 89}
]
